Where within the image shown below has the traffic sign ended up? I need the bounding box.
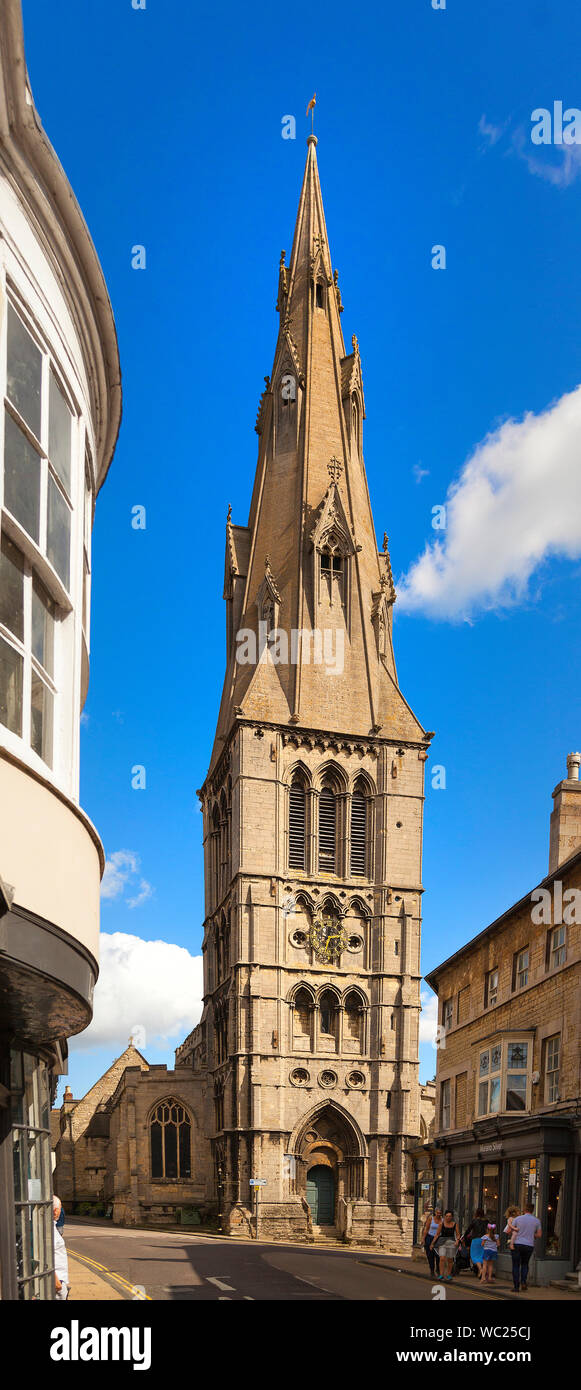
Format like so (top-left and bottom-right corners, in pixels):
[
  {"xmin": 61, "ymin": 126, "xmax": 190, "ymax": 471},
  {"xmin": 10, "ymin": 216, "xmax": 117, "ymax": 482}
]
[{"xmin": 249, "ymin": 1178, "xmax": 267, "ymax": 1186}]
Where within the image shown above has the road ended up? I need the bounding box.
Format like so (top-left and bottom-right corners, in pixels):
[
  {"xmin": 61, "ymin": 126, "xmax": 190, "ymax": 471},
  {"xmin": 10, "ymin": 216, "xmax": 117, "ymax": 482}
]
[{"xmin": 65, "ymin": 1221, "xmax": 498, "ymax": 1302}]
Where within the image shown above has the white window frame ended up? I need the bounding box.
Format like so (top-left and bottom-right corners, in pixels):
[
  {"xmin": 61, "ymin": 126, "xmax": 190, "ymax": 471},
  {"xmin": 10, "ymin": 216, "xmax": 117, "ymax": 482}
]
[
  {"xmin": 514, "ymin": 947, "xmax": 529, "ymax": 991},
  {"xmin": 442, "ymin": 997, "xmax": 453, "ymax": 1032},
  {"xmin": 485, "ymin": 967, "xmax": 498, "ymax": 1008},
  {"xmin": 545, "ymin": 1035, "xmax": 560, "ymax": 1103},
  {"xmin": 0, "ymin": 536, "xmax": 57, "ymax": 767},
  {"xmin": 550, "ymin": 925, "xmax": 566, "ymax": 970},
  {"xmin": 440, "ymin": 1078, "xmax": 451, "ymax": 1131},
  {"xmin": 476, "ymin": 1038, "xmax": 531, "ymax": 1118}
]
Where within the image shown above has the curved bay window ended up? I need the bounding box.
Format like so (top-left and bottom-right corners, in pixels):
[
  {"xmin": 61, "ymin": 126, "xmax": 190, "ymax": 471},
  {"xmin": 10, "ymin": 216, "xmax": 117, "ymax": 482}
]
[
  {"xmin": 150, "ymin": 1099, "xmax": 191, "ymax": 1180},
  {"xmin": 319, "ymin": 784, "xmax": 337, "ymax": 872},
  {"xmin": 0, "ymin": 533, "xmax": 56, "ymax": 766},
  {"xmin": 350, "ymin": 783, "xmax": 368, "ymax": 876}
]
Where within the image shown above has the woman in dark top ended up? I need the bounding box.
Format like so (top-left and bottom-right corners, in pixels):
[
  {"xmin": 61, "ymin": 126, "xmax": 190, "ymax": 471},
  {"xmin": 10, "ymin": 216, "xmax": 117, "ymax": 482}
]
[{"xmin": 464, "ymin": 1208, "xmax": 488, "ymax": 1279}]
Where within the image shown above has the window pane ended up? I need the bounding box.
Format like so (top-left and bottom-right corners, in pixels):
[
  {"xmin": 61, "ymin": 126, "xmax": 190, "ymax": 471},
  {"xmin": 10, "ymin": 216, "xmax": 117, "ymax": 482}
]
[
  {"xmin": 508, "ymin": 1042, "xmax": 528, "ymax": 1069},
  {"xmin": 31, "ymin": 671, "xmax": 53, "ymax": 766},
  {"xmin": 0, "ymin": 633, "xmax": 23, "ymax": 734},
  {"xmin": 151, "ymin": 1121, "xmax": 162, "ymax": 1178},
  {"xmin": 48, "ymin": 373, "xmax": 72, "ymax": 493},
  {"xmin": 478, "ymin": 1081, "xmax": 488, "ymax": 1115},
  {"xmin": 179, "ymin": 1120, "xmax": 191, "ymax": 1178},
  {"xmin": 4, "ymin": 410, "xmax": 41, "ymax": 543},
  {"xmin": 47, "ymin": 476, "xmax": 70, "ymax": 588},
  {"xmin": 479, "ymin": 1051, "xmax": 489, "ymax": 1076},
  {"xmin": 506, "ymin": 1073, "xmax": 527, "ymax": 1111},
  {"xmin": 31, "ymin": 578, "xmax": 54, "ymax": 676},
  {"xmin": 165, "ymin": 1121, "xmax": 178, "ymax": 1179},
  {"xmin": 7, "ymin": 304, "xmax": 42, "ymax": 438},
  {"xmin": 0, "ymin": 533, "xmax": 24, "ymax": 640},
  {"xmin": 491, "ymin": 1045, "xmax": 501, "ymax": 1072},
  {"xmin": 490, "ymin": 1076, "xmax": 501, "ymax": 1111}
]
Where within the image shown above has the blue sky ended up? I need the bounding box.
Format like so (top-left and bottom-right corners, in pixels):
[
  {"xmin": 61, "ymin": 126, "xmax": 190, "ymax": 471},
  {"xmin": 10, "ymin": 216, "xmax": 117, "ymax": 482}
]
[{"xmin": 21, "ymin": 0, "xmax": 581, "ymax": 1098}]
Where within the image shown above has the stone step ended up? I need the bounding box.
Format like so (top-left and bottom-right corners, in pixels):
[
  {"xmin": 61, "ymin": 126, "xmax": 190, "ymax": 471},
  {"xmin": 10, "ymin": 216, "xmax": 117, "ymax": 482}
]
[{"xmin": 550, "ymin": 1278, "xmax": 581, "ymax": 1293}]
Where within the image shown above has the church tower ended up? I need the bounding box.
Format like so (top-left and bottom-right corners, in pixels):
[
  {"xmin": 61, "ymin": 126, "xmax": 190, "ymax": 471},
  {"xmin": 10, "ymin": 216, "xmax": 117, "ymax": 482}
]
[{"xmin": 191, "ymin": 137, "xmax": 432, "ymax": 1246}]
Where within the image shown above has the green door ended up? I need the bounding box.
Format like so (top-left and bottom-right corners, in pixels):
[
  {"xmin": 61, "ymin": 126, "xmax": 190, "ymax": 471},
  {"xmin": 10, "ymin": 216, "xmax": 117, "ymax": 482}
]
[{"xmin": 306, "ymin": 1165, "xmax": 335, "ymax": 1224}]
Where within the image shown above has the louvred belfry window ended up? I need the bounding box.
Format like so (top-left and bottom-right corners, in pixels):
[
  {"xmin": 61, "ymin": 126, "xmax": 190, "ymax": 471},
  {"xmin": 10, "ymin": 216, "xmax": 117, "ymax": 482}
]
[
  {"xmin": 289, "ymin": 778, "xmax": 306, "ymax": 869},
  {"xmin": 350, "ymin": 788, "xmax": 367, "ymax": 876},
  {"xmin": 319, "ymin": 786, "xmax": 336, "ymax": 872}
]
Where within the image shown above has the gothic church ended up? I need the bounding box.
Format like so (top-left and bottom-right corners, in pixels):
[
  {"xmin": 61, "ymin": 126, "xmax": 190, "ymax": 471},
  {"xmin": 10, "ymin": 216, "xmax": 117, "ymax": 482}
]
[{"xmin": 54, "ymin": 137, "xmax": 433, "ymax": 1248}]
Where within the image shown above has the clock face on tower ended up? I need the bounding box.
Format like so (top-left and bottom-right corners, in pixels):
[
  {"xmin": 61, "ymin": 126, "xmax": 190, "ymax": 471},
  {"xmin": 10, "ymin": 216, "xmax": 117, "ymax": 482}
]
[{"xmin": 309, "ymin": 911, "xmax": 347, "ymax": 964}]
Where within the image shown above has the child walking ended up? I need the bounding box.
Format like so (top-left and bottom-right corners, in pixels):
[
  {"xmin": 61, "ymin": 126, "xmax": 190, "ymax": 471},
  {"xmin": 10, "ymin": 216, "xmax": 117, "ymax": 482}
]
[{"xmin": 480, "ymin": 1222, "xmax": 499, "ymax": 1282}]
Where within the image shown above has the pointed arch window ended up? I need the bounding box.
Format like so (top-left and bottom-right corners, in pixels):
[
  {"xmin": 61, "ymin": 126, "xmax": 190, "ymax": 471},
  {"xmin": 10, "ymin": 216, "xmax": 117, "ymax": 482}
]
[
  {"xmin": 289, "ymin": 775, "xmax": 306, "ymax": 869},
  {"xmin": 350, "ymin": 784, "xmax": 368, "ymax": 876},
  {"xmin": 293, "ymin": 987, "xmax": 313, "ymax": 1048},
  {"xmin": 318, "ymin": 785, "xmax": 337, "ymax": 872},
  {"xmin": 315, "ymin": 281, "xmax": 325, "ymax": 310},
  {"xmin": 320, "ymin": 546, "xmax": 344, "ymax": 605},
  {"xmin": 319, "ymin": 990, "xmax": 339, "ymax": 1043},
  {"xmin": 150, "ymin": 1099, "xmax": 191, "ymax": 1180},
  {"xmin": 344, "ymin": 991, "xmax": 364, "ymax": 1050}
]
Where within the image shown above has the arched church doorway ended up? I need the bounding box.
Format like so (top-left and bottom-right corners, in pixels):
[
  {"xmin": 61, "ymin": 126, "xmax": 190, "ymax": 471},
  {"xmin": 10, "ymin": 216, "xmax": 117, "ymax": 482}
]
[{"xmin": 306, "ymin": 1165, "xmax": 335, "ymax": 1225}]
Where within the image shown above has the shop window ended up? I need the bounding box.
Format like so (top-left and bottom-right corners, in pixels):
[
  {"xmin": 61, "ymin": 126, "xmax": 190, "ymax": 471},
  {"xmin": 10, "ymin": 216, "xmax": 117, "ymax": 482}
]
[
  {"xmin": 505, "ymin": 1041, "xmax": 528, "ymax": 1111},
  {"xmin": 546, "ymin": 1157, "xmax": 567, "ymax": 1256},
  {"xmin": 440, "ymin": 1078, "xmax": 451, "ymax": 1131},
  {"xmin": 442, "ymin": 997, "xmax": 453, "ymax": 1032},
  {"xmin": 484, "ymin": 967, "xmax": 498, "ymax": 1008},
  {"xmin": 544, "ymin": 1035, "xmax": 560, "ymax": 1103},
  {"xmin": 512, "ymin": 947, "xmax": 529, "ymax": 991},
  {"xmin": 150, "ymin": 1099, "xmax": 191, "ymax": 1179},
  {"xmin": 482, "ymin": 1163, "xmax": 500, "ymax": 1229},
  {"xmin": 546, "ymin": 925, "xmax": 566, "ymax": 971},
  {"xmin": 10, "ymin": 1048, "xmax": 54, "ymax": 1300}
]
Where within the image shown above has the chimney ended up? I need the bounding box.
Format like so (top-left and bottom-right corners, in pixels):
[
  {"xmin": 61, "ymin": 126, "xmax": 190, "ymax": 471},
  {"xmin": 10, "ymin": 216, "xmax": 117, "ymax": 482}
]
[{"xmin": 548, "ymin": 751, "xmax": 581, "ymax": 873}]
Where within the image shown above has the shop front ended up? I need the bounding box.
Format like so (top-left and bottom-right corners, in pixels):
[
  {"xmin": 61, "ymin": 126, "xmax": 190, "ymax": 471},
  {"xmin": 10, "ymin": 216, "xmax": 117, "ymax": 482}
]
[
  {"xmin": 440, "ymin": 1117, "xmax": 580, "ymax": 1285},
  {"xmin": 410, "ymin": 1147, "xmax": 445, "ymax": 1247}
]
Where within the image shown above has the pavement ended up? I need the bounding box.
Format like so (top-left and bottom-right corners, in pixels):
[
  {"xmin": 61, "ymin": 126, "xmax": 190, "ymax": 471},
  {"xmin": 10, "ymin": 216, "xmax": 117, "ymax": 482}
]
[{"xmin": 60, "ymin": 1220, "xmax": 580, "ymax": 1302}]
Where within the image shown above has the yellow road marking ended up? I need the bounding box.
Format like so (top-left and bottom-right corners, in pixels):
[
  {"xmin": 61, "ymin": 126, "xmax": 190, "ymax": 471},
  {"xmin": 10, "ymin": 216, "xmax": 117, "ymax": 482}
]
[{"xmin": 69, "ymin": 1248, "xmax": 152, "ymax": 1300}]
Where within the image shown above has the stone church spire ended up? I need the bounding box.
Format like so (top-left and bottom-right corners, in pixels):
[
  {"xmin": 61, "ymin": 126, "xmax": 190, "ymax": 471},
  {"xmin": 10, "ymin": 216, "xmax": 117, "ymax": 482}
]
[{"xmin": 213, "ymin": 135, "xmax": 426, "ymax": 765}]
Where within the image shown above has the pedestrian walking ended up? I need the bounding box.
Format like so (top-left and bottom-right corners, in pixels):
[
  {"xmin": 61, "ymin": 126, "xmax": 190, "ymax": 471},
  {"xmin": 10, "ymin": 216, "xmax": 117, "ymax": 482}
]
[
  {"xmin": 510, "ymin": 1203, "xmax": 541, "ymax": 1292},
  {"xmin": 463, "ymin": 1207, "xmax": 488, "ymax": 1278},
  {"xmin": 430, "ymin": 1209, "xmax": 460, "ymax": 1281},
  {"xmin": 480, "ymin": 1223, "xmax": 499, "ymax": 1283},
  {"xmin": 53, "ymin": 1196, "xmax": 69, "ymax": 1300},
  {"xmin": 421, "ymin": 1206, "xmax": 442, "ymax": 1277}
]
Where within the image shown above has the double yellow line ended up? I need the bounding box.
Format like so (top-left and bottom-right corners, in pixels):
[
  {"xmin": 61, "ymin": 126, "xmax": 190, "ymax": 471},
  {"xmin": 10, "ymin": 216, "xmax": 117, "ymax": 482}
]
[{"xmin": 69, "ymin": 1248, "xmax": 152, "ymax": 1301}]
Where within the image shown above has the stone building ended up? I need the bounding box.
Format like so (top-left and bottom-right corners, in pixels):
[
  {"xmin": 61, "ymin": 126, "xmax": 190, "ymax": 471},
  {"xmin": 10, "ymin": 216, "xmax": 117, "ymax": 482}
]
[
  {"xmin": 52, "ymin": 135, "xmax": 433, "ymax": 1250},
  {"xmin": 425, "ymin": 754, "xmax": 581, "ymax": 1285},
  {"xmin": 0, "ymin": 2, "xmax": 120, "ymax": 1298},
  {"xmin": 178, "ymin": 134, "xmax": 432, "ymax": 1248}
]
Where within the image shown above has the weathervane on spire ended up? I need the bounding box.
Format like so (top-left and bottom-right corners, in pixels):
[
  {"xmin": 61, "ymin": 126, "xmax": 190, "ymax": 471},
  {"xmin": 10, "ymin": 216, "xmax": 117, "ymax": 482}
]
[{"xmin": 306, "ymin": 92, "xmax": 316, "ymax": 135}]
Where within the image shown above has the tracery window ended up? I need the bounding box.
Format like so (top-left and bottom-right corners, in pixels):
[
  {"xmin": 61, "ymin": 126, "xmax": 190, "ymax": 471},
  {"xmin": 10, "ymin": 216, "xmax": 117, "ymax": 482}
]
[
  {"xmin": 344, "ymin": 991, "xmax": 363, "ymax": 1048},
  {"xmin": 293, "ymin": 988, "xmax": 312, "ymax": 1048},
  {"xmin": 319, "ymin": 990, "xmax": 338, "ymax": 1042},
  {"xmin": 150, "ymin": 1099, "xmax": 191, "ymax": 1179},
  {"xmin": 320, "ymin": 547, "xmax": 344, "ymax": 605}
]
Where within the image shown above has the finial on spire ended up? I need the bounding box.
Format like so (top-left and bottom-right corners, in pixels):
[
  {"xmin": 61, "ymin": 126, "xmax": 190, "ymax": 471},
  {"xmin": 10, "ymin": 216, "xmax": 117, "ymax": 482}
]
[
  {"xmin": 383, "ymin": 532, "xmax": 389, "ymax": 552},
  {"xmin": 328, "ymin": 456, "xmax": 343, "ymax": 484},
  {"xmin": 227, "ymin": 503, "xmax": 232, "ymax": 524},
  {"xmin": 306, "ymin": 92, "xmax": 317, "ymax": 137}
]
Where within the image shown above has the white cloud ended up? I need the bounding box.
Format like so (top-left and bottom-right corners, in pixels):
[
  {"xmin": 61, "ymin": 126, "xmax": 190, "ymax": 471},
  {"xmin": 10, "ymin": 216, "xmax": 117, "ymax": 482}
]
[
  {"xmin": 101, "ymin": 850, "xmax": 153, "ymax": 909},
  {"xmin": 478, "ymin": 113, "xmax": 507, "ymax": 148},
  {"xmin": 398, "ymin": 384, "xmax": 581, "ymax": 620},
  {"xmin": 73, "ymin": 932, "xmax": 203, "ymax": 1052},
  {"xmin": 512, "ymin": 125, "xmax": 581, "ymax": 188},
  {"xmin": 419, "ymin": 989, "xmax": 438, "ymax": 1046}
]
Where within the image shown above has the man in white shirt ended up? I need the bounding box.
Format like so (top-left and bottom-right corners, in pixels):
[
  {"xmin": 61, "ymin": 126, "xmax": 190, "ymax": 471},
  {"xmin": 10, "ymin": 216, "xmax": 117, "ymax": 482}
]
[
  {"xmin": 510, "ymin": 1203, "xmax": 541, "ymax": 1292},
  {"xmin": 53, "ymin": 1196, "xmax": 69, "ymax": 1300}
]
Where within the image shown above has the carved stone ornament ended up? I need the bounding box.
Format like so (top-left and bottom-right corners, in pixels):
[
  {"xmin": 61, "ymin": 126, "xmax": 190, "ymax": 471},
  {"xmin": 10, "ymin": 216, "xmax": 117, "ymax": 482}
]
[{"xmin": 309, "ymin": 910, "xmax": 347, "ymax": 964}]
